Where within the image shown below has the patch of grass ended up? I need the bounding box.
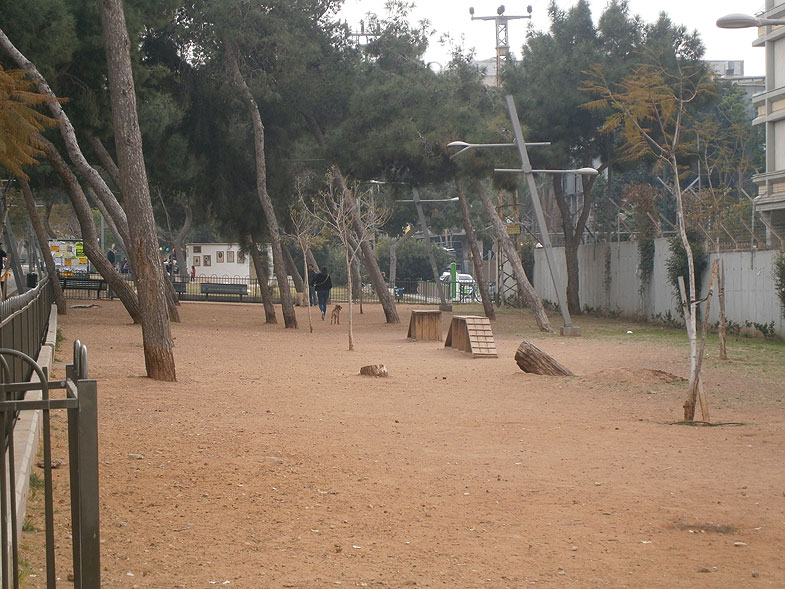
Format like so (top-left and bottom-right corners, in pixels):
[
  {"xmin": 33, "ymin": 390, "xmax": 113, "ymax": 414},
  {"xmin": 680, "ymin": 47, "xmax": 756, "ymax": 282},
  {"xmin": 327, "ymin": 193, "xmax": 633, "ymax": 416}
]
[
  {"xmin": 17, "ymin": 559, "xmax": 33, "ymax": 585},
  {"xmin": 29, "ymin": 472, "xmax": 44, "ymax": 500},
  {"xmin": 21, "ymin": 518, "xmax": 37, "ymax": 533},
  {"xmin": 55, "ymin": 327, "xmax": 64, "ymax": 350}
]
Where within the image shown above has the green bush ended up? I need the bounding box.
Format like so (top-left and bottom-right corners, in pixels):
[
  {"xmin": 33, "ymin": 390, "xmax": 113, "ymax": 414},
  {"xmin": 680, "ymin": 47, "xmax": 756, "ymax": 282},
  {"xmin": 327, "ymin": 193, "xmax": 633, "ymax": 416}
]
[
  {"xmin": 775, "ymin": 251, "xmax": 785, "ymax": 318},
  {"xmin": 665, "ymin": 228, "xmax": 708, "ymax": 307}
]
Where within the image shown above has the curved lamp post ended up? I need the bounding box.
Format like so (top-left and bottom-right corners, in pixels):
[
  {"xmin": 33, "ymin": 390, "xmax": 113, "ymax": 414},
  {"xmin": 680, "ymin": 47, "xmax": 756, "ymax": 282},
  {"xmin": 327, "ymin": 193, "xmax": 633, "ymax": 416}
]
[{"xmin": 717, "ymin": 13, "xmax": 785, "ymax": 28}]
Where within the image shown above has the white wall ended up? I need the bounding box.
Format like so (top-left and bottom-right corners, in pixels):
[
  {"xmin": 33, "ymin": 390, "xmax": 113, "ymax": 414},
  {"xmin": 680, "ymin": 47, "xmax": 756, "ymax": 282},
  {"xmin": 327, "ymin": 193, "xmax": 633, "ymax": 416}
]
[
  {"xmin": 186, "ymin": 243, "xmax": 264, "ymax": 280},
  {"xmin": 534, "ymin": 239, "xmax": 784, "ymax": 337}
]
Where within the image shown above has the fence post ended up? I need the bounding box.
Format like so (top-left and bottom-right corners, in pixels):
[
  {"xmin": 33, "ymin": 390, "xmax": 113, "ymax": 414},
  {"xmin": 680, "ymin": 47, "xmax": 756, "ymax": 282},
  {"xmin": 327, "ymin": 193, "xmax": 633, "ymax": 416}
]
[{"xmin": 76, "ymin": 377, "xmax": 100, "ymax": 588}]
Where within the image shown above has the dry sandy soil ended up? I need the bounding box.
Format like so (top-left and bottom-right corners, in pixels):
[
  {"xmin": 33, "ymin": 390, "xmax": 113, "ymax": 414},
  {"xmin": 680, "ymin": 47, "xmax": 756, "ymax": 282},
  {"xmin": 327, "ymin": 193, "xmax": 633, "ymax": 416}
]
[{"xmin": 21, "ymin": 300, "xmax": 785, "ymax": 588}]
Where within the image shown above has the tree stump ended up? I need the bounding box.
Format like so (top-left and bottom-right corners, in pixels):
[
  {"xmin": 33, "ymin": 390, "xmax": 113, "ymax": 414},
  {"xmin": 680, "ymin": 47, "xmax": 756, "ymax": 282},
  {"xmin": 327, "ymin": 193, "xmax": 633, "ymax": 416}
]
[{"xmin": 514, "ymin": 341, "xmax": 574, "ymax": 376}]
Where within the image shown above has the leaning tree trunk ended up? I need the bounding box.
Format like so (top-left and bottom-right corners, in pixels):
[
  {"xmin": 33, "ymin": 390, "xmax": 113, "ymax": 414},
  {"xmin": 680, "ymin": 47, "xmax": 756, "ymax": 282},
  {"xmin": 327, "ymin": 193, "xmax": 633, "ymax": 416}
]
[
  {"xmin": 248, "ymin": 236, "xmax": 277, "ymax": 324},
  {"xmin": 477, "ymin": 183, "xmax": 553, "ymax": 332},
  {"xmin": 225, "ymin": 43, "xmax": 296, "ymax": 328},
  {"xmin": 19, "ymin": 179, "xmax": 67, "ymax": 314},
  {"xmin": 85, "ymin": 186, "xmax": 126, "ymax": 253},
  {"xmin": 304, "ymin": 114, "xmax": 399, "ymax": 324},
  {"xmin": 456, "ymin": 179, "xmax": 495, "ymax": 320},
  {"xmin": 43, "ymin": 201, "xmax": 56, "ymax": 239},
  {"xmin": 42, "ymin": 139, "xmax": 142, "ymax": 323},
  {"xmin": 389, "ymin": 228, "xmax": 413, "ymax": 288},
  {"xmin": 173, "ymin": 203, "xmax": 192, "ymax": 282},
  {"xmin": 282, "ymin": 246, "xmax": 304, "ymax": 295},
  {"xmin": 306, "ymin": 249, "xmax": 319, "ymax": 270},
  {"xmin": 99, "ymin": 0, "xmax": 176, "ymax": 380},
  {"xmin": 0, "ymin": 27, "xmax": 131, "ymax": 248}
]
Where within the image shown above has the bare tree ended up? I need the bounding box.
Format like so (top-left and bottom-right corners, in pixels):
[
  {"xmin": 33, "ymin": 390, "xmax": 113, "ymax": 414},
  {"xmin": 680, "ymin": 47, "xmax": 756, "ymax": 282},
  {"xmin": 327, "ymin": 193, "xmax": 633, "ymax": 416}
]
[
  {"xmin": 585, "ymin": 61, "xmax": 712, "ymax": 420},
  {"xmin": 306, "ymin": 169, "xmax": 389, "ymax": 350},
  {"xmin": 288, "ymin": 177, "xmax": 324, "ymax": 333}
]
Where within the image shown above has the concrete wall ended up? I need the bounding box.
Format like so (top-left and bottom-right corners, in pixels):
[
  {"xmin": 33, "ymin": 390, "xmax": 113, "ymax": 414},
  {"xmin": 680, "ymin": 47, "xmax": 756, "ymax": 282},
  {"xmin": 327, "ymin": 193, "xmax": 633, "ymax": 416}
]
[{"xmin": 534, "ymin": 239, "xmax": 784, "ymax": 337}]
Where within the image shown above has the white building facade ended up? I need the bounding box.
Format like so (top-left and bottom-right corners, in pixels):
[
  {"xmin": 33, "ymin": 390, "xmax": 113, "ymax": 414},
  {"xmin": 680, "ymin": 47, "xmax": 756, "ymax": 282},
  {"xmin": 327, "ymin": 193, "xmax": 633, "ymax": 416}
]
[
  {"xmin": 185, "ymin": 243, "xmax": 272, "ymax": 280},
  {"xmin": 752, "ymin": 0, "xmax": 785, "ymax": 245}
]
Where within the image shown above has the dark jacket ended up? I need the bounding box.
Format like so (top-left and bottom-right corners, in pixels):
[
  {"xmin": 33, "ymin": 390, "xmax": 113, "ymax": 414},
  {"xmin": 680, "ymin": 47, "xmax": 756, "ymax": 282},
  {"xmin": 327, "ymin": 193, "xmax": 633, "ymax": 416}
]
[{"xmin": 313, "ymin": 272, "xmax": 332, "ymax": 291}]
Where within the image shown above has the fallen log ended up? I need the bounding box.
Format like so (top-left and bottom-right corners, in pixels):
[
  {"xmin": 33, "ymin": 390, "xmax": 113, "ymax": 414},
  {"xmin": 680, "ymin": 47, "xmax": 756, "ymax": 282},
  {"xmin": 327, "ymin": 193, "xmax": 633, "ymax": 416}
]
[{"xmin": 514, "ymin": 340, "xmax": 574, "ymax": 376}]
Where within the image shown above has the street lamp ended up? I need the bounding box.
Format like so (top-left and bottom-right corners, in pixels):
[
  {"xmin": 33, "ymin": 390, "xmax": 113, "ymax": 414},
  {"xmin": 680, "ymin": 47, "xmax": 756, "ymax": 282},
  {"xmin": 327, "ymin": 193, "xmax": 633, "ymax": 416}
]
[
  {"xmin": 717, "ymin": 13, "xmax": 785, "ymax": 28},
  {"xmin": 449, "ymin": 95, "xmax": 592, "ymax": 336},
  {"xmin": 447, "ymin": 140, "xmax": 551, "ymax": 159}
]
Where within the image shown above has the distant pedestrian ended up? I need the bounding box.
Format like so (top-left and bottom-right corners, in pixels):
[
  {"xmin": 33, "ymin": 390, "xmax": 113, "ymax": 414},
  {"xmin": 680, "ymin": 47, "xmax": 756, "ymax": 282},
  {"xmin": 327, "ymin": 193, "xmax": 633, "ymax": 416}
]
[
  {"xmin": 0, "ymin": 243, "xmax": 6, "ymax": 272},
  {"xmin": 307, "ymin": 264, "xmax": 318, "ymax": 306},
  {"xmin": 312, "ymin": 266, "xmax": 332, "ymax": 319},
  {"xmin": 107, "ymin": 245, "xmax": 116, "ymax": 269},
  {"xmin": 191, "ymin": 265, "xmax": 196, "ymax": 281}
]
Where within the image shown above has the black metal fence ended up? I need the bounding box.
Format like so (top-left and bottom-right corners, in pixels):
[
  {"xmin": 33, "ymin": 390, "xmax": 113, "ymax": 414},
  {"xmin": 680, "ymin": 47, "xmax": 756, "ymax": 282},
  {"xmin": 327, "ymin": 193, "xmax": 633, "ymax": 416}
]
[
  {"xmin": 58, "ymin": 273, "xmax": 488, "ymax": 307},
  {"xmin": 0, "ymin": 342, "xmax": 100, "ymax": 589},
  {"xmin": 0, "ymin": 278, "xmax": 53, "ymax": 383}
]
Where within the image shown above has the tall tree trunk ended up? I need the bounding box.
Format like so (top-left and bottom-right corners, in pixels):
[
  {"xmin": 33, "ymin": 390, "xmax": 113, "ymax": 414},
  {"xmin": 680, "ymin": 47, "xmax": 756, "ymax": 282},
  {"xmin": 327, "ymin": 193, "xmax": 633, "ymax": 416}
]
[
  {"xmin": 351, "ymin": 253, "xmax": 363, "ymax": 314},
  {"xmin": 0, "ymin": 27, "xmax": 132, "ymax": 248},
  {"xmin": 553, "ymin": 173, "xmax": 598, "ymax": 316},
  {"xmin": 477, "ymin": 183, "xmax": 553, "ymax": 332},
  {"xmin": 389, "ymin": 228, "xmax": 414, "ymax": 287},
  {"xmin": 173, "ymin": 203, "xmax": 192, "ymax": 282},
  {"xmin": 412, "ymin": 187, "xmax": 450, "ymax": 310},
  {"xmin": 456, "ymin": 179, "xmax": 495, "ymax": 320},
  {"xmin": 86, "ymin": 132, "xmax": 121, "ymax": 188},
  {"xmin": 99, "ymin": 0, "xmax": 176, "ymax": 380},
  {"xmin": 41, "ymin": 139, "xmax": 142, "ymax": 323},
  {"xmin": 225, "ymin": 43, "xmax": 296, "ymax": 328},
  {"xmin": 43, "ymin": 201, "xmax": 56, "ymax": 239},
  {"xmin": 346, "ymin": 248, "xmax": 354, "ymax": 351},
  {"xmin": 670, "ymin": 158, "xmax": 699, "ymax": 420},
  {"xmin": 300, "ymin": 246, "xmax": 314, "ymax": 333},
  {"xmin": 19, "ymin": 179, "xmax": 67, "ymax": 314},
  {"xmin": 303, "ymin": 113, "xmax": 399, "ymax": 323},
  {"xmin": 282, "ymin": 246, "xmax": 304, "ymax": 294},
  {"xmin": 248, "ymin": 236, "xmax": 277, "ymax": 324},
  {"xmin": 85, "ymin": 186, "xmax": 126, "ymax": 253}
]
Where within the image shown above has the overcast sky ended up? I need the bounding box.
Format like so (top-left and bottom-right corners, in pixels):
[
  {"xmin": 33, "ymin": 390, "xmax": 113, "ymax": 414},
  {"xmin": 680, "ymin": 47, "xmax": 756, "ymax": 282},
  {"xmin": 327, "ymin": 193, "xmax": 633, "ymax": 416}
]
[{"xmin": 338, "ymin": 0, "xmax": 767, "ymax": 76}]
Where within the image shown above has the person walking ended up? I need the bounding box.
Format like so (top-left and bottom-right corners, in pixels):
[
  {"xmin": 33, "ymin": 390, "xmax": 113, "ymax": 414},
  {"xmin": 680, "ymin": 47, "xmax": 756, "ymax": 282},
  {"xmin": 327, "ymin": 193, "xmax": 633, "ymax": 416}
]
[
  {"xmin": 307, "ymin": 264, "xmax": 318, "ymax": 306},
  {"xmin": 312, "ymin": 266, "xmax": 332, "ymax": 319}
]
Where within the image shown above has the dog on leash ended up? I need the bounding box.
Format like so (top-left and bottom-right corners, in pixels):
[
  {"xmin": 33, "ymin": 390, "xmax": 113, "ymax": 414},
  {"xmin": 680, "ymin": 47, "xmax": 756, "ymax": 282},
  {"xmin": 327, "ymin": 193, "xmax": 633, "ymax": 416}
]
[{"xmin": 330, "ymin": 304, "xmax": 343, "ymax": 325}]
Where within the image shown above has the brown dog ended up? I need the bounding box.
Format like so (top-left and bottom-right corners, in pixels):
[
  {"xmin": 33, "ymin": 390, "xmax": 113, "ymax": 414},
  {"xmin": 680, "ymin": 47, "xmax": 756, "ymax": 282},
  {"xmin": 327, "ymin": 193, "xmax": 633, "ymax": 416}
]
[{"xmin": 330, "ymin": 304, "xmax": 343, "ymax": 325}]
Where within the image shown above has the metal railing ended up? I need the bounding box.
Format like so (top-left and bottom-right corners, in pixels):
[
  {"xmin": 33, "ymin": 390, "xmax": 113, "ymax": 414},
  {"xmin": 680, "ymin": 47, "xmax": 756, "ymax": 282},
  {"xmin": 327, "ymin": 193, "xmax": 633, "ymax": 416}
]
[
  {"xmin": 57, "ymin": 272, "xmax": 489, "ymax": 307},
  {"xmin": 0, "ymin": 342, "xmax": 99, "ymax": 589},
  {"xmin": 0, "ymin": 279, "xmax": 53, "ymax": 383}
]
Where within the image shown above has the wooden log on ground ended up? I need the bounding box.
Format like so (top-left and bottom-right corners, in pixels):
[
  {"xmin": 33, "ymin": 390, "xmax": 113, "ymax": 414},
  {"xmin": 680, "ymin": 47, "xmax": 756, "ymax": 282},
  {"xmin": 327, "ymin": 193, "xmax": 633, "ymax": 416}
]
[{"xmin": 514, "ymin": 341, "xmax": 574, "ymax": 376}]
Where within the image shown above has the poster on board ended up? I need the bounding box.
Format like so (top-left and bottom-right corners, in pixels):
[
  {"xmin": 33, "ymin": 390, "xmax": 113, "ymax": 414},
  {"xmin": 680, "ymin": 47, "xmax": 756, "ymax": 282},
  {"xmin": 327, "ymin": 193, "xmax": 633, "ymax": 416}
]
[{"xmin": 49, "ymin": 240, "xmax": 89, "ymax": 274}]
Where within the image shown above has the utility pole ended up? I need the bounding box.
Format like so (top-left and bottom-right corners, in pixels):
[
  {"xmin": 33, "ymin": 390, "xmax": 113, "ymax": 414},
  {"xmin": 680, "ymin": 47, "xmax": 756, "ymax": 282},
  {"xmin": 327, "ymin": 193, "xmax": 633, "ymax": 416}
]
[{"xmin": 469, "ymin": 4, "xmax": 532, "ymax": 86}]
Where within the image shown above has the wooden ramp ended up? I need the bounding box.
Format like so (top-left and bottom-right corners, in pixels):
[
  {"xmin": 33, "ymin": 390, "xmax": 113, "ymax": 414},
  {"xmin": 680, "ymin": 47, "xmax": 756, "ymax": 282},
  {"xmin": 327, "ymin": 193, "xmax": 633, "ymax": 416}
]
[
  {"xmin": 407, "ymin": 309, "xmax": 443, "ymax": 341},
  {"xmin": 444, "ymin": 315, "xmax": 497, "ymax": 358}
]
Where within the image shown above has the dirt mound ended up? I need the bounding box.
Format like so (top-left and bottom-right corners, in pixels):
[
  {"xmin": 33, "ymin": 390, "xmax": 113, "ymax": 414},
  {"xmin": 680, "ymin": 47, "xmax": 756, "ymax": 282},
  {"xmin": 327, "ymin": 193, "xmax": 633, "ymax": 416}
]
[{"xmin": 584, "ymin": 367, "xmax": 687, "ymax": 385}]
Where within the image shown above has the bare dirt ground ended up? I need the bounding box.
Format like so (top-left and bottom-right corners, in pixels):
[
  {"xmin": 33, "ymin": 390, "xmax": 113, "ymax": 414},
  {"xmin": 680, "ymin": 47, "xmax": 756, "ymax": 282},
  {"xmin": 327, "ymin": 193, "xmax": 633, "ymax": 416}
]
[{"xmin": 21, "ymin": 300, "xmax": 785, "ymax": 588}]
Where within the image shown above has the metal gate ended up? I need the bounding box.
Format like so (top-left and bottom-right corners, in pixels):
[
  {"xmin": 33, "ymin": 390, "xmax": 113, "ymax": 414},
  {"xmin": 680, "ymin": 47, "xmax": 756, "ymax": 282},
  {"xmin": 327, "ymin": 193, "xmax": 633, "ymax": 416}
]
[{"xmin": 0, "ymin": 341, "xmax": 99, "ymax": 588}]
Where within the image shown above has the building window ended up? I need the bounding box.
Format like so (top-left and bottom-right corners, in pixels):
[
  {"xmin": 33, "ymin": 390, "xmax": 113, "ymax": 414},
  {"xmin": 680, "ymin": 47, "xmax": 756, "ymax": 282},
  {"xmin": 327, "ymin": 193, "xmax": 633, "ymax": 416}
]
[
  {"xmin": 203, "ymin": 255, "xmax": 211, "ymax": 267},
  {"xmin": 193, "ymin": 256, "xmax": 200, "ymax": 266},
  {"xmin": 193, "ymin": 245, "xmax": 201, "ymax": 253},
  {"xmin": 238, "ymin": 252, "xmax": 246, "ymax": 263},
  {"xmin": 217, "ymin": 251, "xmax": 224, "ymax": 263},
  {"xmin": 227, "ymin": 251, "xmax": 235, "ymax": 263}
]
